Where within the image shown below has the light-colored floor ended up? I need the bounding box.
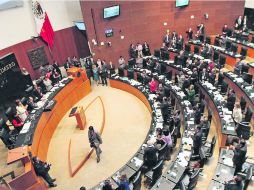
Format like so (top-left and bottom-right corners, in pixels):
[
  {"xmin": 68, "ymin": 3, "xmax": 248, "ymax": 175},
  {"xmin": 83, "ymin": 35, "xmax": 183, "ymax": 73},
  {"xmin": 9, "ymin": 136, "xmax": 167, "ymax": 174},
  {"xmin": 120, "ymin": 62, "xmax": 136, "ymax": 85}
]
[{"xmin": 47, "ymin": 83, "xmax": 152, "ymax": 189}]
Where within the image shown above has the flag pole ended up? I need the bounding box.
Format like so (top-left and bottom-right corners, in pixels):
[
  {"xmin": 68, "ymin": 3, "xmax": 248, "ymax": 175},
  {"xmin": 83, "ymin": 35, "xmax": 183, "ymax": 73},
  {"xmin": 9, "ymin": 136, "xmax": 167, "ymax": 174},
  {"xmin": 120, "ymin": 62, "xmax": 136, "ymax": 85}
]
[{"xmin": 48, "ymin": 45, "xmax": 53, "ymax": 58}]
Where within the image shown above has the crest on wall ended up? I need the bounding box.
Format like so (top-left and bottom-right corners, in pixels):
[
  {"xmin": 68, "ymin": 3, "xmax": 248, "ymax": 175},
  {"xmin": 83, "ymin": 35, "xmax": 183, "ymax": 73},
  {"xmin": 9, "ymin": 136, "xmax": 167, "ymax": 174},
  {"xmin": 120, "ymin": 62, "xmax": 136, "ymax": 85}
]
[{"xmin": 32, "ymin": 1, "xmax": 44, "ymax": 19}]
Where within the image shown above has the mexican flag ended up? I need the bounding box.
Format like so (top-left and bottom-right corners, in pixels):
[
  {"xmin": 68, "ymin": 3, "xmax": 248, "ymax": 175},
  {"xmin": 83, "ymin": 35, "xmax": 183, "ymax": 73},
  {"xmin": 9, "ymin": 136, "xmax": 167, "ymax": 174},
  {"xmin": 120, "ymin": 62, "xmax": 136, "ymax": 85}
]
[{"xmin": 32, "ymin": 0, "xmax": 54, "ymax": 48}]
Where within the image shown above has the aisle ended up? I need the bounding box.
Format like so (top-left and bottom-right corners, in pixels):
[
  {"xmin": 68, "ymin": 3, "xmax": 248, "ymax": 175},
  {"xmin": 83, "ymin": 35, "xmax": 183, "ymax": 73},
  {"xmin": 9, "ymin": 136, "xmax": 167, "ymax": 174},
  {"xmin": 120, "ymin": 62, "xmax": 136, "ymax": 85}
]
[{"xmin": 47, "ymin": 83, "xmax": 152, "ymax": 189}]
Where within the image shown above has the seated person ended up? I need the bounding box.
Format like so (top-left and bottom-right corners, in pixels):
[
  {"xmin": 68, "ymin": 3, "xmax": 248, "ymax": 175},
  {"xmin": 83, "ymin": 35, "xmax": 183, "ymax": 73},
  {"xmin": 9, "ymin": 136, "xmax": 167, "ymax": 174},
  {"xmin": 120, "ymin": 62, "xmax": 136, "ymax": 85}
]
[
  {"xmin": 15, "ymin": 99, "xmax": 28, "ymax": 122},
  {"xmin": 43, "ymin": 76, "xmax": 53, "ymax": 91},
  {"xmin": 52, "ymin": 69, "xmax": 61, "ymax": 84},
  {"xmin": 225, "ymin": 175, "xmax": 243, "ymax": 190},
  {"xmin": 149, "ymin": 77, "xmax": 157, "ymax": 93},
  {"xmin": 27, "ymin": 97, "xmax": 38, "ymax": 112},
  {"xmin": 116, "ymin": 174, "xmax": 130, "ymax": 190},
  {"xmin": 32, "ymin": 156, "xmax": 57, "ymax": 187},
  {"xmin": 11, "ymin": 112, "xmax": 24, "ymax": 133},
  {"xmin": 102, "ymin": 179, "xmax": 114, "ymax": 190},
  {"xmin": 142, "ymin": 139, "xmax": 158, "ymax": 174},
  {"xmin": 154, "ymin": 61, "xmax": 161, "ymax": 75}
]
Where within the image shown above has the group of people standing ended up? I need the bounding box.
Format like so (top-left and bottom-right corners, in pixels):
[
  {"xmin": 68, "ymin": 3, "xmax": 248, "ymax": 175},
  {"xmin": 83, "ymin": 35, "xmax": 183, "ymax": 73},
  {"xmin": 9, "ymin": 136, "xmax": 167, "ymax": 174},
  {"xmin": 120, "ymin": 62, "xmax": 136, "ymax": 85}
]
[{"xmin": 129, "ymin": 42, "xmax": 151, "ymax": 59}]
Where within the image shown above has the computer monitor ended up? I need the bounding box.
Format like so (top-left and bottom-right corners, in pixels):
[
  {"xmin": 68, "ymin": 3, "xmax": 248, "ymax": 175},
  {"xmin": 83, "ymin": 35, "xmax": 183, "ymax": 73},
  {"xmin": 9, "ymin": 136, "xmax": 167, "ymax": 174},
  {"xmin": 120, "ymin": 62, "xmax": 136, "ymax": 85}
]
[
  {"xmin": 154, "ymin": 49, "xmax": 161, "ymax": 58},
  {"xmin": 230, "ymin": 43, "xmax": 238, "ymax": 53},
  {"xmin": 161, "ymin": 51, "xmax": 169, "ymax": 60},
  {"xmin": 242, "ymin": 72, "xmax": 253, "ymax": 84},
  {"xmin": 225, "ymin": 40, "xmax": 232, "ymax": 50}
]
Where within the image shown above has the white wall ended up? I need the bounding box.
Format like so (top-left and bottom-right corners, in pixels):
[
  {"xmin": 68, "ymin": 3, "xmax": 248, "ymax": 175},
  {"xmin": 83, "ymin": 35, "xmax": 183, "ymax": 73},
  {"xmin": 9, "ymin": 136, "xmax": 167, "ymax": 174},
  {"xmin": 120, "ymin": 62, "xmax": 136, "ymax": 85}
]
[
  {"xmin": 0, "ymin": 0, "xmax": 83, "ymax": 50},
  {"xmin": 245, "ymin": 0, "xmax": 254, "ymax": 9}
]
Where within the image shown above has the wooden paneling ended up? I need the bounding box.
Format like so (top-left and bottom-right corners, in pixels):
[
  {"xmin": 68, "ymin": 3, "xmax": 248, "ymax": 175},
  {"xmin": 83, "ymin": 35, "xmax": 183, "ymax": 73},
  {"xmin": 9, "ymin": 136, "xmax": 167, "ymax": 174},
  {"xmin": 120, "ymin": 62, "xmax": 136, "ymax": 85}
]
[
  {"xmin": 0, "ymin": 27, "xmax": 90, "ymax": 79},
  {"xmin": 80, "ymin": 1, "xmax": 244, "ymax": 66}
]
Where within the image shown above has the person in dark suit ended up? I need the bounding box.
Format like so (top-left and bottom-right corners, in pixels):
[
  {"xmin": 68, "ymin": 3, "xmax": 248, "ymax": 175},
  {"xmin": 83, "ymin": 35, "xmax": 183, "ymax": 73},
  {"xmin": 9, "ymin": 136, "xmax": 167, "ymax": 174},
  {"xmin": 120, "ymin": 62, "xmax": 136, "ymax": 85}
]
[
  {"xmin": 85, "ymin": 57, "xmax": 93, "ymax": 82},
  {"xmin": 235, "ymin": 15, "xmax": 243, "ymax": 30},
  {"xmin": 129, "ymin": 44, "xmax": 136, "ymax": 59},
  {"xmin": 208, "ymin": 70, "xmax": 216, "ymax": 85},
  {"xmin": 27, "ymin": 97, "xmax": 38, "ymax": 112},
  {"xmin": 88, "ymin": 126, "xmax": 103, "ymax": 163},
  {"xmin": 98, "ymin": 62, "xmax": 108, "ymax": 86},
  {"xmin": 222, "ymin": 24, "xmax": 230, "ymax": 36},
  {"xmin": 163, "ymin": 31, "xmax": 171, "ymax": 47},
  {"xmin": 64, "ymin": 57, "xmax": 73, "ymax": 70},
  {"xmin": 196, "ymin": 23, "xmax": 205, "ymax": 42},
  {"xmin": 143, "ymin": 42, "xmax": 151, "ymax": 56},
  {"xmin": 232, "ymin": 139, "xmax": 247, "ymax": 175},
  {"xmin": 171, "ymin": 31, "xmax": 178, "ymax": 48},
  {"xmin": 177, "ymin": 35, "xmax": 184, "ymax": 50},
  {"xmin": 154, "ymin": 61, "xmax": 161, "ymax": 75},
  {"xmin": 159, "ymin": 97, "xmax": 170, "ymax": 124},
  {"xmin": 186, "ymin": 28, "xmax": 193, "ymax": 40},
  {"xmin": 199, "ymin": 68, "xmax": 208, "ymax": 82},
  {"xmin": 142, "ymin": 139, "xmax": 158, "ymax": 173},
  {"xmin": 227, "ymin": 90, "xmax": 236, "ymax": 111},
  {"xmin": 32, "ymin": 157, "xmax": 57, "ymax": 187},
  {"xmin": 225, "ymin": 176, "xmax": 243, "ymax": 190},
  {"xmin": 52, "ymin": 61, "xmax": 62, "ymax": 78},
  {"xmin": 194, "ymin": 106, "xmax": 202, "ymax": 125},
  {"xmin": 108, "ymin": 61, "xmax": 115, "ymax": 77},
  {"xmin": 192, "ymin": 125, "xmax": 202, "ymax": 155}
]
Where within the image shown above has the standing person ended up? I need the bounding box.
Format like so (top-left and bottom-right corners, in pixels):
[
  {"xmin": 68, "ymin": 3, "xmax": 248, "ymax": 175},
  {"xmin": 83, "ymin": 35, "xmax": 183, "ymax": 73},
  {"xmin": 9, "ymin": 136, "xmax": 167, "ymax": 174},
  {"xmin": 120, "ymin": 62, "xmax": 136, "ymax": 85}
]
[
  {"xmin": 52, "ymin": 61, "xmax": 62, "ymax": 79},
  {"xmin": 92, "ymin": 65, "xmax": 100, "ymax": 86},
  {"xmin": 108, "ymin": 61, "xmax": 115, "ymax": 77},
  {"xmin": 186, "ymin": 28, "xmax": 193, "ymax": 40},
  {"xmin": 187, "ymin": 85, "xmax": 196, "ymax": 106},
  {"xmin": 85, "ymin": 57, "xmax": 93, "ymax": 83},
  {"xmin": 149, "ymin": 77, "xmax": 157, "ymax": 93},
  {"xmin": 32, "ymin": 157, "xmax": 57, "ymax": 188},
  {"xmin": 129, "ymin": 44, "xmax": 136, "ymax": 59},
  {"xmin": 143, "ymin": 42, "xmax": 151, "ymax": 56},
  {"xmin": 192, "ymin": 125, "xmax": 202, "ymax": 155},
  {"xmin": 231, "ymin": 139, "xmax": 247, "ymax": 175},
  {"xmin": 142, "ymin": 139, "xmax": 158, "ymax": 173},
  {"xmin": 11, "ymin": 112, "xmax": 24, "ymax": 133},
  {"xmin": 15, "ymin": 99, "xmax": 28, "ymax": 122},
  {"xmin": 88, "ymin": 126, "xmax": 102, "ymax": 163},
  {"xmin": 99, "ymin": 61, "xmax": 108, "ymax": 86},
  {"xmin": 233, "ymin": 103, "xmax": 242, "ymax": 123},
  {"xmin": 163, "ymin": 31, "xmax": 171, "ymax": 47}
]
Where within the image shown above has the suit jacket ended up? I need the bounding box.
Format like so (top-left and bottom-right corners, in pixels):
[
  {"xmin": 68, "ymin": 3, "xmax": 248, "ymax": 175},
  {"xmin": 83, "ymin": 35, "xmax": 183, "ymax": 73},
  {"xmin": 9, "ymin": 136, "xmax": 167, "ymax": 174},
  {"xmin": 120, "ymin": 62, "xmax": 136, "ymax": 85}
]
[
  {"xmin": 144, "ymin": 146, "xmax": 158, "ymax": 167},
  {"xmin": 192, "ymin": 130, "xmax": 202, "ymax": 150},
  {"xmin": 233, "ymin": 144, "xmax": 247, "ymax": 165},
  {"xmin": 154, "ymin": 64, "xmax": 161, "ymax": 75},
  {"xmin": 163, "ymin": 35, "xmax": 171, "ymax": 43}
]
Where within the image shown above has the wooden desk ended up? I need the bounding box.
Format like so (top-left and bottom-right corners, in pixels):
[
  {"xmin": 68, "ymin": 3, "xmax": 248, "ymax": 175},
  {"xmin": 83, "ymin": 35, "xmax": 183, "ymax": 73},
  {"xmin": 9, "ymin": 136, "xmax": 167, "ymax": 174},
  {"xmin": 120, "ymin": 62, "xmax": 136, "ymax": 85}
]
[
  {"xmin": 109, "ymin": 79, "xmax": 152, "ymax": 113},
  {"xmin": 31, "ymin": 71, "xmax": 91, "ymax": 161},
  {"xmin": 198, "ymin": 84, "xmax": 226, "ymax": 147},
  {"xmin": 224, "ymin": 74, "xmax": 254, "ymax": 123},
  {"xmin": 7, "ymin": 146, "xmax": 29, "ymax": 165}
]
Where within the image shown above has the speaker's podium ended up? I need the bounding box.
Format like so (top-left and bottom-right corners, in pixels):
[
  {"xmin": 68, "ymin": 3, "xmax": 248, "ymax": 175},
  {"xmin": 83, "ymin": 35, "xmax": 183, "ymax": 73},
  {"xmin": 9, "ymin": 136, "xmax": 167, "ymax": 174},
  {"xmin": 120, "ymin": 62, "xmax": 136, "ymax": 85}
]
[
  {"xmin": 7, "ymin": 146, "xmax": 47, "ymax": 189},
  {"xmin": 69, "ymin": 106, "xmax": 86, "ymax": 130}
]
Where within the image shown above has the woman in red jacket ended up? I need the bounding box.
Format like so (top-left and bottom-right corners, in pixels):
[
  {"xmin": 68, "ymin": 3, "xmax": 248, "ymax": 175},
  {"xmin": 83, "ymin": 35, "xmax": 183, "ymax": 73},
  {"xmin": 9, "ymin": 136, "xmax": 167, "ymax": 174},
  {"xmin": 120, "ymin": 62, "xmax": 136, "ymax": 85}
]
[
  {"xmin": 11, "ymin": 112, "xmax": 24, "ymax": 133},
  {"xmin": 149, "ymin": 77, "xmax": 157, "ymax": 93}
]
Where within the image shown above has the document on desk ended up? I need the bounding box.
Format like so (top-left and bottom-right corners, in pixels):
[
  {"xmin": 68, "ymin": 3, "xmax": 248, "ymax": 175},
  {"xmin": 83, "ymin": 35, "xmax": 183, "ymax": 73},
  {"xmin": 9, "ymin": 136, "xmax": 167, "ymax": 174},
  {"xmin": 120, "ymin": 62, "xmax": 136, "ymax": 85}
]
[
  {"xmin": 20, "ymin": 122, "xmax": 31, "ymax": 134},
  {"xmin": 133, "ymin": 157, "xmax": 143, "ymax": 167},
  {"xmin": 223, "ymin": 158, "xmax": 233, "ymax": 167},
  {"xmin": 227, "ymin": 126, "xmax": 235, "ymax": 131}
]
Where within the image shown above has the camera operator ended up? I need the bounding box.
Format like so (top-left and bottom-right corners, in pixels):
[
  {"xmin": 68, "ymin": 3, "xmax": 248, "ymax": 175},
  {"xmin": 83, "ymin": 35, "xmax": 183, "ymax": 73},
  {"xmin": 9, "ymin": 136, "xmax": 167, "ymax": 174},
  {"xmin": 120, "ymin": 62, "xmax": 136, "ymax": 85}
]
[{"xmin": 32, "ymin": 156, "xmax": 57, "ymax": 188}]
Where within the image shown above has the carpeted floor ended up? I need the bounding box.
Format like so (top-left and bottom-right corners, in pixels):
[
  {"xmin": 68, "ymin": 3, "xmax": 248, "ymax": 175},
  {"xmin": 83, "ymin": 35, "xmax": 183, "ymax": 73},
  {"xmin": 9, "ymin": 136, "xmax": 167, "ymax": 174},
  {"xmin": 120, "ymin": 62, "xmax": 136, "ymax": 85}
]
[{"xmin": 46, "ymin": 83, "xmax": 152, "ymax": 189}]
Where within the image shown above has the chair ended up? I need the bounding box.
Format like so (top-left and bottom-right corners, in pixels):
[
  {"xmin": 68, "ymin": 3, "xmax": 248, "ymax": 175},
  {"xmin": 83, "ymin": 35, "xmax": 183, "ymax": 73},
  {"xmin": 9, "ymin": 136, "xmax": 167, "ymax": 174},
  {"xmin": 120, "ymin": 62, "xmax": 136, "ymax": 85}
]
[
  {"xmin": 118, "ymin": 67, "xmax": 124, "ymax": 77},
  {"xmin": 217, "ymin": 73, "xmax": 224, "ymax": 87},
  {"xmin": 145, "ymin": 160, "xmax": 164, "ymax": 187},
  {"xmin": 164, "ymin": 87, "xmax": 170, "ymax": 97},
  {"xmin": 231, "ymin": 43, "xmax": 238, "ymax": 53},
  {"xmin": 219, "ymin": 55, "xmax": 226, "ymax": 68},
  {"xmin": 240, "ymin": 46, "xmax": 248, "ymax": 57},
  {"xmin": 0, "ymin": 119, "xmax": 15, "ymax": 149},
  {"xmin": 131, "ymin": 171, "xmax": 142, "ymax": 190},
  {"xmin": 203, "ymin": 136, "xmax": 216, "ymax": 158},
  {"xmin": 244, "ymin": 108, "xmax": 253, "ymax": 123},
  {"xmin": 240, "ymin": 97, "xmax": 247, "ymax": 112},
  {"xmin": 236, "ymin": 122, "xmax": 251, "ymax": 140},
  {"xmin": 213, "ymin": 51, "xmax": 220, "ymax": 62},
  {"xmin": 241, "ymin": 64, "xmax": 249, "ymax": 74},
  {"xmin": 137, "ymin": 73, "xmax": 143, "ymax": 83},
  {"xmin": 214, "ymin": 37, "xmax": 220, "ymax": 46},
  {"xmin": 185, "ymin": 44, "xmax": 191, "ymax": 52},
  {"xmin": 161, "ymin": 63, "xmax": 166, "ymax": 74},
  {"xmin": 205, "ymin": 36, "xmax": 211, "ymax": 44},
  {"xmin": 220, "ymin": 81, "xmax": 228, "ymax": 95},
  {"xmin": 182, "ymin": 169, "xmax": 201, "ymax": 189},
  {"xmin": 20, "ymin": 97, "xmax": 27, "ymax": 105},
  {"xmin": 194, "ymin": 45, "xmax": 200, "ymax": 54},
  {"xmin": 225, "ymin": 40, "xmax": 232, "ymax": 50},
  {"xmin": 242, "ymin": 166, "xmax": 253, "ymax": 190},
  {"xmin": 158, "ymin": 143, "xmax": 168, "ymax": 160},
  {"xmin": 127, "ymin": 69, "xmax": 134, "ymax": 79},
  {"xmin": 165, "ymin": 71, "xmax": 172, "ymax": 80}
]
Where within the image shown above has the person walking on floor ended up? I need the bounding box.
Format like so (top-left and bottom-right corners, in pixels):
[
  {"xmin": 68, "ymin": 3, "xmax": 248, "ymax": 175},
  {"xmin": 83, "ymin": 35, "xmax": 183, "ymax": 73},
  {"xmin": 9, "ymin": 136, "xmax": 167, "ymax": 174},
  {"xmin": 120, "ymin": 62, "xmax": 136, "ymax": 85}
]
[{"xmin": 88, "ymin": 126, "xmax": 102, "ymax": 163}]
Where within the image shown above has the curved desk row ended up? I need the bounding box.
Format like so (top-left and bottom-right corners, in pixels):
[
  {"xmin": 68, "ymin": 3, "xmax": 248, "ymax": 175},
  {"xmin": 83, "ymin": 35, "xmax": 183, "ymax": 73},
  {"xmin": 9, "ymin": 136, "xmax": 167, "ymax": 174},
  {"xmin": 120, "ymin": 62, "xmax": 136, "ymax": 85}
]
[
  {"xmin": 7, "ymin": 69, "xmax": 91, "ymax": 190},
  {"xmin": 91, "ymin": 78, "xmax": 154, "ymax": 190},
  {"xmin": 223, "ymin": 72, "xmax": 254, "ymax": 124},
  {"xmin": 152, "ymin": 81, "xmax": 195, "ymax": 190}
]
